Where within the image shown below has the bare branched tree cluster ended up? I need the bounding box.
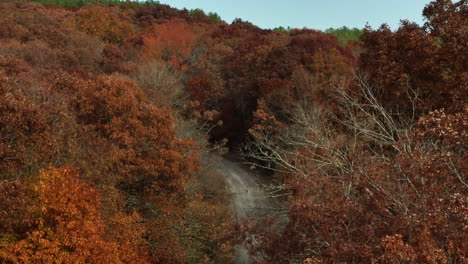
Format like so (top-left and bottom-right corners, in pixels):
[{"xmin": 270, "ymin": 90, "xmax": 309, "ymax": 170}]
[{"xmin": 243, "ymin": 73, "xmax": 418, "ymax": 178}]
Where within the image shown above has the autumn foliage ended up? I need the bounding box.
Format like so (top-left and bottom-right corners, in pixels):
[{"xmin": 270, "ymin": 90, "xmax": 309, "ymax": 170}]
[
  {"xmin": 142, "ymin": 20, "xmax": 195, "ymax": 60},
  {"xmin": 1, "ymin": 167, "xmax": 150, "ymax": 263},
  {"xmin": 0, "ymin": 0, "xmax": 466, "ymax": 263},
  {"xmin": 0, "ymin": 1, "xmax": 234, "ymax": 263},
  {"xmin": 239, "ymin": 1, "xmax": 467, "ymax": 263}
]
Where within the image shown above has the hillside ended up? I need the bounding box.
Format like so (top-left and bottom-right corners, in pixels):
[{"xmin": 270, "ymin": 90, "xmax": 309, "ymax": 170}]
[{"xmin": 0, "ymin": 0, "xmax": 466, "ymax": 263}]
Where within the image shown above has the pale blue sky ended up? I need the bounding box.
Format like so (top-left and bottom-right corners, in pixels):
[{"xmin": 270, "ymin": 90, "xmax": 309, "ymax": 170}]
[{"xmin": 159, "ymin": 0, "xmax": 432, "ymax": 30}]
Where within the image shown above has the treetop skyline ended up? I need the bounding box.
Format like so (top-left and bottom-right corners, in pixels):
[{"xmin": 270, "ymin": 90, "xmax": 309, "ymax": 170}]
[{"xmin": 160, "ymin": 0, "xmax": 433, "ymax": 30}]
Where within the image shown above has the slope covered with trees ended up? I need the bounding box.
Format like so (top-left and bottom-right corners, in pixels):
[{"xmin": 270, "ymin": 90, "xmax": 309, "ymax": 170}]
[
  {"xmin": 0, "ymin": 1, "xmax": 234, "ymax": 263},
  {"xmin": 241, "ymin": 0, "xmax": 467, "ymax": 263},
  {"xmin": 0, "ymin": 0, "xmax": 466, "ymax": 263}
]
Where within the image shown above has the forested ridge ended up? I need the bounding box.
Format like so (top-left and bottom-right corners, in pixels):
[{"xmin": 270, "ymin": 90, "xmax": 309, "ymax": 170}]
[{"xmin": 0, "ymin": 0, "xmax": 466, "ymax": 263}]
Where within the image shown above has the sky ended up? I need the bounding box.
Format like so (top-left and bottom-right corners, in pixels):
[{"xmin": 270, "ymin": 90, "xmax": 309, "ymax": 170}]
[{"xmin": 158, "ymin": 0, "xmax": 433, "ymax": 30}]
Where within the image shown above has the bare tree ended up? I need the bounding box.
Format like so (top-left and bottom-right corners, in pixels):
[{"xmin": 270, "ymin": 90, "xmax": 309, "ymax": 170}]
[
  {"xmin": 334, "ymin": 73, "xmax": 419, "ymax": 153},
  {"xmin": 132, "ymin": 61, "xmax": 187, "ymax": 108},
  {"xmin": 242, "ymin": 73, "xmax": 419, "ymax": 178}
]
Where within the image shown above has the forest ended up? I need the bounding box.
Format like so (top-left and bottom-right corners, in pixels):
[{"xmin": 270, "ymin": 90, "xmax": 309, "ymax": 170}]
[{"xmin": 0, "ymin": 0, "xmax": 466, "ymax": 263}]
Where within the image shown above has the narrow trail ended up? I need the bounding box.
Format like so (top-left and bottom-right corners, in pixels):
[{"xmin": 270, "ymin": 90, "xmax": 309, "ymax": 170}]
[{"xmin": 220, "ymin": 159, "xmax": 284, "ymax": 264}]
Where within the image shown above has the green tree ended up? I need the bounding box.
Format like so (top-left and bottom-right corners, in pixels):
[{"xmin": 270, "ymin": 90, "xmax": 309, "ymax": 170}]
[
  {"xmin": 325, "ymin": 26, "xmax": 363, "ymax": 44},
  {"xmin": 273, "ymin": 26, "xmax": 292, "ymax": 35},
  {"xmin": 23, "ymin": 0, "xmax": 159, "ymax": 7},
  {"xmin": 190, "ymin": 8, "xmax": 221, "ymax": 22}
]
